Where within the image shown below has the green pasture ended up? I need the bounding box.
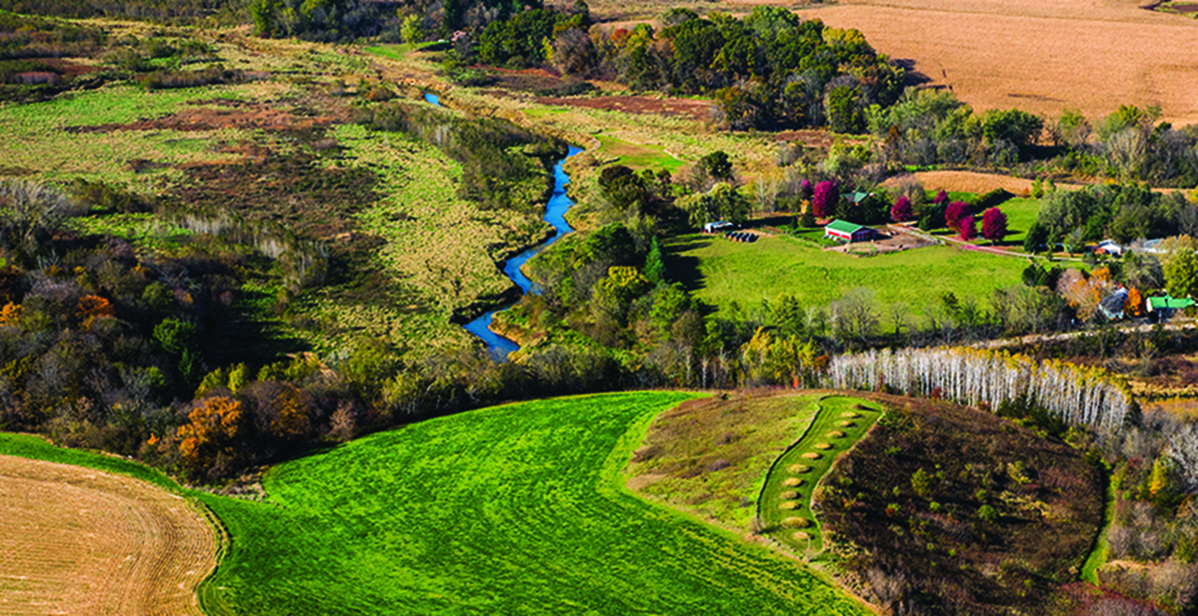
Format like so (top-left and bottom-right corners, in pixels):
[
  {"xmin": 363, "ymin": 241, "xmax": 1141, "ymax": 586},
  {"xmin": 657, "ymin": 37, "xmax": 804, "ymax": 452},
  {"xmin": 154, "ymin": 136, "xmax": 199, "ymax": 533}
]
[
  {"xmin": 759, "ymin": 396, "xmax": 884, "ymax": 554},
  {"xmin": 195, "ymin": 392, "xmax": 867, "ymax": 615},
  {"xmin": 667, "ymin": 233, "xmax": 1027, "ymax": 319}
]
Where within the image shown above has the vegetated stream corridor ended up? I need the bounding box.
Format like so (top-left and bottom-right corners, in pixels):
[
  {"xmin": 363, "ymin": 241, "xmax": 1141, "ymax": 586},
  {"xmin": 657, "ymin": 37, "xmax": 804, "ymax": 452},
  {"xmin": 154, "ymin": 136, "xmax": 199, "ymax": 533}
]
[
  {"xmin": 194, "ymin": 392, "xmax": 868, "ymax": 615},
  {"xmin": 424, "ymin": 91, "xmax": 582, "ymax": 361}
]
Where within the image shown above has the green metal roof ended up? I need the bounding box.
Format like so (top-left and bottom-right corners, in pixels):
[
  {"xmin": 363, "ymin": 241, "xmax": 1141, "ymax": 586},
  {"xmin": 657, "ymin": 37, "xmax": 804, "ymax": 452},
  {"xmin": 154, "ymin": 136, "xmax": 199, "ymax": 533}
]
[
  {"xmin": 1148, "ymin": 296, "xmax": 1194, "ymax": 310},
  {"xmin": 825, "ymin": 219, "xmax": 866, "ymax": 234}
]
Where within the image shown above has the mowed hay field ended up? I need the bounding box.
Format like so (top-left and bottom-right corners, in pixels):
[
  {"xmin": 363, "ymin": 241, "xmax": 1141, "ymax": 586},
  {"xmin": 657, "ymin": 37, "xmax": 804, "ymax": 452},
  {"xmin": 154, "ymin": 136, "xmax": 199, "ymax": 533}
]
[
  {"xmin": 196, "ymin": 392, "xmax": 868, "ymax": 615},
  {"xmin": 0, "ymin": 455, "xmax": 217, "ymax": 616},
  {"xmin": 792, "ymin": 0, "xmax": 1198, "ymax": 124}
]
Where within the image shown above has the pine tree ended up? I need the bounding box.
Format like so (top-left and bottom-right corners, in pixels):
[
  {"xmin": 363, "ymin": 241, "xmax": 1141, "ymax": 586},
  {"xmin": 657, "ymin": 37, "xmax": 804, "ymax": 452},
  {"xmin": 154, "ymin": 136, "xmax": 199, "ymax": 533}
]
[{"xmin": 644, "ymin": 237, "xmax": 666, "ymax": 284}]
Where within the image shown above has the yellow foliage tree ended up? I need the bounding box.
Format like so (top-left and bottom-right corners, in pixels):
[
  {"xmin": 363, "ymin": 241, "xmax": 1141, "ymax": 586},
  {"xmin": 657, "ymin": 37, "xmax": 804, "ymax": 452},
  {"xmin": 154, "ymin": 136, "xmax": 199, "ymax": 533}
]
[
  {"xmin": 0, "ymin": 302, "xmax": 22, "ymax": 325},
  {"xmin": 176, "ymin": 396, "xmax": 242, "ymax": 477}
]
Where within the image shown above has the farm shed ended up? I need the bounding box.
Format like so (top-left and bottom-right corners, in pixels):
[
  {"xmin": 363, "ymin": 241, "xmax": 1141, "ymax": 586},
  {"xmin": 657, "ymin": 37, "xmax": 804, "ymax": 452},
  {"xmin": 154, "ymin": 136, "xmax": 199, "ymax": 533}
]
[
  {"xmin": 824, "ymin": 220, "xmax": 875, "ymax": 243},
  {"xmin": 1147, "ymin": 295, "xmax": 1194, "ymax": 320}
]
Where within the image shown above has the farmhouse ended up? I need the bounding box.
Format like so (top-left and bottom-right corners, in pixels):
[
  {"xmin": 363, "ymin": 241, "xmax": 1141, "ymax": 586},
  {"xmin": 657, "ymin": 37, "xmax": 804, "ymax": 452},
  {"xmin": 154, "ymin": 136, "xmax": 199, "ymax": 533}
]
[{"xmin": 824, "ymin": 220, "xmax": 875, "ymax": 243}]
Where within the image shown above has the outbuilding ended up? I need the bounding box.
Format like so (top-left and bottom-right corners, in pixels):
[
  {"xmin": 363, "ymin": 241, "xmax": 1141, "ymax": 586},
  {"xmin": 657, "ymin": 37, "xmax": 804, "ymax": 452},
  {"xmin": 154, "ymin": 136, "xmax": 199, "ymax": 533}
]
[
  {"xmin": 824, "ymin": 219, "xmax": 875, "ymax": 243},
  {"xmin": 703, "ymin": 220, "xmax": 737, "ymax": 233},
  {"xmin": 1147, "ymin": 295, "xmax": 1194, "ymax": 320}
]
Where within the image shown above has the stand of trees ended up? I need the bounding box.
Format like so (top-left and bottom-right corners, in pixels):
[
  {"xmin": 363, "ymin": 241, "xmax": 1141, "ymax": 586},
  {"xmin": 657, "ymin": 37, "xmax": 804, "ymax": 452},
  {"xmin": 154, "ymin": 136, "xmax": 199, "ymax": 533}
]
[
  {"xmin": 828, "ymin": 347, "xmax": 1133, "ymax": 430},
  {"xmin": 446, "ymin": 5, "xmax": 904, "ymax": 131}
]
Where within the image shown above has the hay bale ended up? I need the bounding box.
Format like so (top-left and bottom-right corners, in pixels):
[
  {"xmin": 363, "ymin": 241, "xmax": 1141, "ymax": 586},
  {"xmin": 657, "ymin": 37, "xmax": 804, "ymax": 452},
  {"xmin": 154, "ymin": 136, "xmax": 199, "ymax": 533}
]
[
  {"xmin": 778, "ymin": 500, "xmax": 800, "ymax": 510},
  {"xmin": 780, "ymin": 490, "xmax": 799, "ymax": 499},
  {"xmin": 783, "ymin": 477, "xmax": 805, "ymax": 487},
  {"xmin": 813, "ymin": 442, "xmax": 832, "ymax": 450},
  {"xmin": 826, "ymin": 430, "xmax": 845, "ymax": 438},
  {"xmin": 788, "ymin": 464, "xmax": 812, "ymax": 474},
  {"xmin": 801, "ymin": 452, "xmax": 821, "ymax": 460}
]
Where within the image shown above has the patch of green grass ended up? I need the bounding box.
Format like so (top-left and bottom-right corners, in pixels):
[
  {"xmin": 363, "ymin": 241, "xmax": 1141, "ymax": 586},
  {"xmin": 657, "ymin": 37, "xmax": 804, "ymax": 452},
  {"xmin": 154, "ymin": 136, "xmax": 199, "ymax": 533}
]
[
  {"xmin": 998, "ymin": 197, "xmax": 1042, "ymax": 244},
  {"xmin": 0, "ymin": 432, "xmax": 181, "ymax": 493},
  {"xmin": 67, "ymin": 212, "xmax": 195, "ymax": 250},
  {"xmin": 595, "ymin": 134, "xmax": 684, "ymax": 172},
  {"xmin": 666, "ymin": 233, "xmax": 1026, "ymax": 318},
  {"xmin": 363, "ymin": 44, "xmax": 410, "ymax": 60},
  {"xmin": 759, "ymin": 396, "xmax": 884, "ymax": 554},
  {"xmin": 196, "ymin": 392, "xmax": 868, "ymax": 614},
  {"xmin": 1082, "ymin": 468, "xmax": 1118, "ymax": 583}
]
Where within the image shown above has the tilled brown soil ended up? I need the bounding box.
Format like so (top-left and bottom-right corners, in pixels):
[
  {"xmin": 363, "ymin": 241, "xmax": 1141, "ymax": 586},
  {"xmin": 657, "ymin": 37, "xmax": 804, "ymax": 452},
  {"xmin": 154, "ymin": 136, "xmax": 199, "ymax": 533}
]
[{"xmin": 0, "ymin": 455, "xmax": 218, "ymax": 616}]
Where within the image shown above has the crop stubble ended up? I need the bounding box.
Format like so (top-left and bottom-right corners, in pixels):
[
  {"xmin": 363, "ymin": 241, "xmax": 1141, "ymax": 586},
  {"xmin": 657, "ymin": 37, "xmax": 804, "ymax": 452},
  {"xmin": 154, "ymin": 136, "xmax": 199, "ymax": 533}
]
[
  {"xmin": 793, "ymin": 0, "xmax": 1198, "ymax": 123},
  {"xmin": 0, "ymin": 455, "xmax": 216, "ymax": 616}
]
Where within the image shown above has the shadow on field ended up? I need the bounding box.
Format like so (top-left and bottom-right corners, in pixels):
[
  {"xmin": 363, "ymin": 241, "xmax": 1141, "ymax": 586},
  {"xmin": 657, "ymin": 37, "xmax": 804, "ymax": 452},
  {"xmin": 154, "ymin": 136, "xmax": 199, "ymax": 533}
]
[{"xmin": 663, "ymin": 236, "xmax": 707, "ymax": 295}]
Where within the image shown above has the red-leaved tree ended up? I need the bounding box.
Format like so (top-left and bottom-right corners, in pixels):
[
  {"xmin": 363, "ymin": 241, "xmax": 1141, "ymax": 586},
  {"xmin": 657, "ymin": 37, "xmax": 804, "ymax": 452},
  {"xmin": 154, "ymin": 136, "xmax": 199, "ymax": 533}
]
[
  {"xmin": 890, "ymin": 196, "xmax": 913, "ymax": 223},
  {"xmin": 958, "ymin": 215, "xmax": 978, "ymax": 240},
  {"xmin": 812, "ymin": 180, "xmax": 836, "ymax": 218},
  {"xmin": 944, "ymin": 201, "xmax": 970, "ymax": 231},
  {"xmin": 933, "ymin": 189, "xmax": 949, "ymax": 207},
  {"xmin": 981, "ymin": 207, "xmax": 1008, "ymax": 244}
]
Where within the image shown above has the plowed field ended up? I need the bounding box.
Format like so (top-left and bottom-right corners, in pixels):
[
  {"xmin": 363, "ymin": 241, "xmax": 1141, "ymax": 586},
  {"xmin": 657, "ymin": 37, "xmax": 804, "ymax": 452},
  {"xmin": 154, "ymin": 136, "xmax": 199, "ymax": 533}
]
[
  {"xmin": 0, "ymin": 455, "xmax": 217, "ymax": 616},
  {"xmin": 795, "ymin": 0, "xmax": 1198, "ymax": 124}
]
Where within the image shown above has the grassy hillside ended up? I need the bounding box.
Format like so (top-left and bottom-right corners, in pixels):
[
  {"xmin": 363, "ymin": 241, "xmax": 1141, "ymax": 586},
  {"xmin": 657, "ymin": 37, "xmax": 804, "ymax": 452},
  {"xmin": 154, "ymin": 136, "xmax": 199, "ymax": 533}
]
[
  {"xmin": 196, "ymin": 392, "xmax": 868, "ymax": 615},
  {"xmin": 666, "ymin": 233, "xmax": 1026, "ymax": 318}
]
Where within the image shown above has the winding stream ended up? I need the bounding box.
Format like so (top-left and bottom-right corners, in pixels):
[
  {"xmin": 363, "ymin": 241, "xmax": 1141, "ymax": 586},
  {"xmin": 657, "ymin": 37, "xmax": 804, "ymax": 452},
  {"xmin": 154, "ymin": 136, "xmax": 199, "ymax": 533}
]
[{"xmin": 423, "ymin": 92, "xmax": 582, "ymax": 360}]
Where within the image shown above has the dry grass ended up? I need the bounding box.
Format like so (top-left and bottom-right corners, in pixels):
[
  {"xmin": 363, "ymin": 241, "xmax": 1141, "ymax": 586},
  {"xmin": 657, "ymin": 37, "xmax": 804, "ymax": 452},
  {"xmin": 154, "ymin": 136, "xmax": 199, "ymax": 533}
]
[
  {"xmin": 782, "ymin": 517, "xmax": 811, "ymax": 528},
  {"xmin": 623, "ymin": 390, "xmax": 825, "ymax": 531},
  {"xmin": 794, "ymin": 0, "xmax": 1198, "ymax": 124},
  {"xmin": 0, "ymin": 455, "xmax": 216, "ymax": 615}
]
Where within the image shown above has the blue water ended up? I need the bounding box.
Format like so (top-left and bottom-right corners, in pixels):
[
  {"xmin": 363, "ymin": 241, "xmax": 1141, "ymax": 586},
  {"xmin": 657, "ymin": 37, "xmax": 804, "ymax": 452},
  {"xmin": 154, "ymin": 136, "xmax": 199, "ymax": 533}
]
[{"xmin": 423, "ymin": 92, "xmax": 581, "ymax": 361}]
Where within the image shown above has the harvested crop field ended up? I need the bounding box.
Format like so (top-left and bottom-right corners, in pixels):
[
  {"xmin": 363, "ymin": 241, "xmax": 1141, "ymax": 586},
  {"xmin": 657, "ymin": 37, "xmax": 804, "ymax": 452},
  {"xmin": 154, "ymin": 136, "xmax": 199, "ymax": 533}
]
[
  {"xmin": 881, "ymin": 170, "xmax": 1085, "ymax": 195},
  {"xmin": 794, "ymin": 0, "xmax": 1198, "ymax": 123},
  {"xmin": 535, "ymin": 95, "xmax": 716, "ymax": 122},
  {"xmin": 0, "ymin": 455, "xmax": 217, "ymax": 616}
]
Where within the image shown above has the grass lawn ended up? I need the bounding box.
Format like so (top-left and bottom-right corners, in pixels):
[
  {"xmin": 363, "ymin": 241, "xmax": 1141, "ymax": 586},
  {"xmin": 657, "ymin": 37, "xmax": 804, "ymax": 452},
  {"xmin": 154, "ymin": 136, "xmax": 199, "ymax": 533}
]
[
  {"xmin": 998, "ymin": 196, "xmax": 1043, "ymax": 244},
  {"xmin": 759, "ymin": 396, "xmax": 884, "ymax": 554},
  {"xmin": 666, "ymin": 233, "xmax": 1027, "ymax": 318},
  {"xmin": 196, "ymin": 392, "xmax": 868, "ymax": 615}
]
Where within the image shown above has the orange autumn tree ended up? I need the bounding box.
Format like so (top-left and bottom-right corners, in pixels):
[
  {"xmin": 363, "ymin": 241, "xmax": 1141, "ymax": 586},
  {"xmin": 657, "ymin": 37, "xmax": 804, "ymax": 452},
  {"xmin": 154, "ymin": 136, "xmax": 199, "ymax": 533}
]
[
  {"xmin": 1125, "ymin": 288, "xmax": 1145, "ymax": 317},
  {"xmin": 270, "ymin": 383, "xmax": 312, "ymax": 441},
  {"xmin": 76, "ymin": 295, "xmax": 115, "ymax": 329},
  {"xmin": 177, "ymin": 396, "xmax": 243, "ymax": 478}
]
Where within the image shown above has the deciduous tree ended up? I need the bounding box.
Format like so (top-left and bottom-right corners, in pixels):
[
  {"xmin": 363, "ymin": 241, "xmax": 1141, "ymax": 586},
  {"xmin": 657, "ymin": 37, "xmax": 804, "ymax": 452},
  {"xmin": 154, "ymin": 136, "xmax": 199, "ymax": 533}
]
[
  {"xmin": 812, "ymin": 180, "xmax": 836, "ymax": 218},
  {"xmin": 981, "ymin": 207, "xmax": 1008, "ymax": 244},
  {"xmin": 890, "ymin": 195, "xmax": 913, "ymax": 223}
]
